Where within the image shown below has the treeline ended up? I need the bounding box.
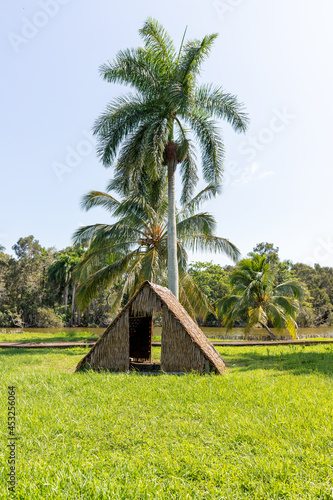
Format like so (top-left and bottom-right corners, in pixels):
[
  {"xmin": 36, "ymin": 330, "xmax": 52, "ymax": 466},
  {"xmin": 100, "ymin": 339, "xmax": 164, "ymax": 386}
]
[
  {"xmin": 0, "ymin": 236, "xmax": 115, "ymax": 328},
  {"xmin": 0, "ymin": 238, "xmax": 332, "ymax": 328}
]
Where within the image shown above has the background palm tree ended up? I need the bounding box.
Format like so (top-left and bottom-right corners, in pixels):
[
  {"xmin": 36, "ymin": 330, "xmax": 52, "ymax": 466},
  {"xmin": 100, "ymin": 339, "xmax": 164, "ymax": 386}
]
[
  {"xmin": 93, "ymin": 18, "xmax": 248, "ymax": 298},
  {"xmin": 73, "ymin": 175, "xmax": 240, "ymax": 320},
  {"xmin": 217, "ymin": 254, "xmax": 305, "ymax": 339},
  {"xmin": 48, "ymin": 250, "xmax": 83, "ymax": 325}
]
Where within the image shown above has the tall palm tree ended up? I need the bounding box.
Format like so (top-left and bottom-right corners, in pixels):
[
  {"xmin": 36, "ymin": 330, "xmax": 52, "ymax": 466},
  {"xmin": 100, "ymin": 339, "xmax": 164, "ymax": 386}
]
[
  {"xmin": 93, "ymin": 18, "xmax": 248, "ymax": 298},
  {"xmin": 73, "ymin": 176, "xmax": 240, "ymax": 320},
  {"xmin": 217, "ymin": 254, "xmax": 305, "ymax": 340}
]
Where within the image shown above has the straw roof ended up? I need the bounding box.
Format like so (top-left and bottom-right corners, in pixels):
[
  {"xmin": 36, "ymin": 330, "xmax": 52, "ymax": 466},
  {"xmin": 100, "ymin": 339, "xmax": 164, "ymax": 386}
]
[
  {"xmin": 76, "ymin": 281, "xmax": 226, "ymax": 374},
  {"xmin": 147, "ymin": 282, "xmax": 226, "ymax": 373}
]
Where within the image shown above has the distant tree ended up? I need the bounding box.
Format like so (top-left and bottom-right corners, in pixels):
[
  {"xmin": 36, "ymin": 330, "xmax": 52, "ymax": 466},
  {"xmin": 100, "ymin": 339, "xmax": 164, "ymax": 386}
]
[
  {"xmin": 252, "ymin": 242, "xmax": 295, "ymax": 285},
  {"xmin": 188, "ymin": 261, "xmax": 231, "ymax": 325},
  {"xmin": 48, "ymin": 253, "xmax": 75, "ymax": 307},
  {"xmin": 48, "ymin": 248, "xmax": 83, "ymax": 326},
  {"xmin": 12, "ymin": 235, "xmax": 42, "ymax": 259},
  {"xmin": 251, "ymin": 242, "xmax": 279, "ymax": 265},
  {"xmin": 292, "ymin": 263, "xmax": 333, "ymax": 325},
  {"xmin": 3, "ymin": 237, "xmax": 56, "ymax": 326},
  {"xmin": 188, "ymin": 261, "xmax": 230, "ymax": 304},
  {"xmin": 217, "ymin": 254, "xmax": 305, "ymax": 339}
]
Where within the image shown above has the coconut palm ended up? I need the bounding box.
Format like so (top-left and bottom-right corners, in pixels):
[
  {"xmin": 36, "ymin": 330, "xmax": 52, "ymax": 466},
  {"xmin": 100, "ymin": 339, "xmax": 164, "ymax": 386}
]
[
  {"xmin": 73, "ymin": 176, "xmax": 240, "ymax": 320},
  {"xmin": 93, "ymin": 18, "xmax": 248, "ymax": 298},
  {"xmin": 217, "ymin": 254, "xmax": 305, "ymax": 340}
]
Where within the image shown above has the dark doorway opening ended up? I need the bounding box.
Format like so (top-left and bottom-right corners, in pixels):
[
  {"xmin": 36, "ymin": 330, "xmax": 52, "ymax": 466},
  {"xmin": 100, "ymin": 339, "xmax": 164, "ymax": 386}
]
[{"xmin": 129, "ymin": 316, "xmax": 152, "ymax": 362}]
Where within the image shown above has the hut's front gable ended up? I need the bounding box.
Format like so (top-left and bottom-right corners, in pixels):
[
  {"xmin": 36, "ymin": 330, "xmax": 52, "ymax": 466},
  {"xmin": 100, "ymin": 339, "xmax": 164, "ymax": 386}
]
[{"xmin": 130, "ymin": 284, "xmax": 162, "ymax": 316}]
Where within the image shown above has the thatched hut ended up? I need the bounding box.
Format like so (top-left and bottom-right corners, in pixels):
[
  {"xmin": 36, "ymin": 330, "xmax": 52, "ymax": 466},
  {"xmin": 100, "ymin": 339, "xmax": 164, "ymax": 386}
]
[{"xmin": 75, "ymin": 281, "xmax": 226, "ymax": 374}]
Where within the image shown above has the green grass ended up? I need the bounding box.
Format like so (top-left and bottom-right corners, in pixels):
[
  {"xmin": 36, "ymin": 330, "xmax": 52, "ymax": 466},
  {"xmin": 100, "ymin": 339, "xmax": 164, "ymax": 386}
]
[
  {"xmin": 0, "ymin": 330, "xmax": 99, "ymax": 343},
  {"xmin": 0, "ymin": 345, "xmax": 332, "ymax": 499}
]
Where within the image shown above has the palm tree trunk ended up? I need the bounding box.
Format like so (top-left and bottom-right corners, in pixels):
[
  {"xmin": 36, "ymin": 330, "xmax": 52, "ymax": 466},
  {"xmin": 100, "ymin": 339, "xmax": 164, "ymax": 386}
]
[
  {"xmin": 63, "ymin": 285, "xmax": 69, "ymax": 308},
  {"xmin": 71, "ymin": 284, "xmax": 76, "ymax": 326},
  {"xmin": 167, "ymin": 159, "xmax": 179, "ymax": 299},
  {"xmin": 259, "ymin": 322, "xmax": 278, "ymax": 341}
]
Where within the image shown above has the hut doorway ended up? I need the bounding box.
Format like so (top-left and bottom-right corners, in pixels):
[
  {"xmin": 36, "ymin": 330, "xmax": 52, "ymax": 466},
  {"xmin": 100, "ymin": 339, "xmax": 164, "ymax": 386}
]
[{"xmin": 129, "ymin": 316, "xmax": 152, "ymax": 362}]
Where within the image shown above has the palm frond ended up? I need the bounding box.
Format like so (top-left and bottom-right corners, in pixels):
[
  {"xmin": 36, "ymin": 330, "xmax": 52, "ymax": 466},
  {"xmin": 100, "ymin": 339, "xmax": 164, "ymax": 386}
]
[
  {"xmin": 80, "ymin": 191, "xmax": 120, "ymax": 213},
  {"xmin": 274, "ymin": 281, "xmax": 306, "ymax": 300},
  {"xmin": 176, "ymin": 33, "xmax": 218, "ymax": 85},
  {"xmin": 139, "ymin": 17, "xmax": 176, "ymax": 75},
  {"xmin": 185, "ymin": 110, "xmax": 224, "ymax": 185},
  {"xmin": 195, "ymin": 83, "xmax": 249, "ymax": 133},
  {"xmin": 99, "ymin": 47, "xmax": 160, "ymax": 94},
  {"xmin": 93, "ymin": 93, "xmax": 158, "ymax": 166},
  {"xmin": 179, "ymin": 184, "xmax": 221, "ymax": 217},
  {"xmin": 174, "ymin": 122, "xmax": 198, "ymax": 204},
  {"xmin": 177, "ymin": 212, "xmax": 216, "ymax": 235},
  {"xmin": 75, "ymin": 250, "xmax": 140, "ymax": 309},
  {"xmin": 179, "ymin": 268, "xmax": 215, "ymax": 321},
  {"xmin": 271, "ymin": 295, "xmax": 299, "ymax": 318},
  {"xmin": 180, "ymin": 234, "xmax": 240, "ymax": 262},
  {"xmin": 72, "ymin": 224, "xmax": 106, "ymax": 246}
]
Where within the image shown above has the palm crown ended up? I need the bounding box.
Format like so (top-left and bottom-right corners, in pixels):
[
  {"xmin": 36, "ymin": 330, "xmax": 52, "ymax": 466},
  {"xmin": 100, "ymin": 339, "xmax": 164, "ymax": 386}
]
[
  {"xmin": 217, "ymin": 254, "xmax": 305, "ymax": 339},
  {"xmin": 73, "ymin": 177, "xmax": 240, "ymax": 320},
  {"xmin": 93, "ymin": 18, "xmax": 248, "ymax": 297}
]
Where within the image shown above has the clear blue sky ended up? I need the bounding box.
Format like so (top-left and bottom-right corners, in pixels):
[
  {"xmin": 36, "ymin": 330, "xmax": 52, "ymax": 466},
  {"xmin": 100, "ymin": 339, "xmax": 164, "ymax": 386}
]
[{"xmin": 1, "ymin": 0, "xmax": 333, "ymax": 266}]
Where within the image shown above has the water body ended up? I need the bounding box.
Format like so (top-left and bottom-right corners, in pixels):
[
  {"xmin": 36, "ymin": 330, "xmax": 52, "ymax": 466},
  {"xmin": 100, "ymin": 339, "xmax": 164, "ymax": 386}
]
[{"xmin": 19, "ymin": 326, "xmax": 333, "ymax": 340}]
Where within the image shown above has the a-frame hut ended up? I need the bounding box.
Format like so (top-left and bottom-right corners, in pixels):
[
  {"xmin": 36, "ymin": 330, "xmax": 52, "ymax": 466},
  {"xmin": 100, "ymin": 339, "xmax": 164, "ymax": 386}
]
[{"xmin": 75, "ymin": 281, "xmax": 226, "ymax": 374}]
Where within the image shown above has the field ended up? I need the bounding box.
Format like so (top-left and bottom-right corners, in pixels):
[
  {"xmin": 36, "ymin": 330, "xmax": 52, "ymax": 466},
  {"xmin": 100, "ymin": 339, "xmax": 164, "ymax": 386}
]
[{"xmin": 0, "ymin": 344, "xmax": 332, "ymax": 499}]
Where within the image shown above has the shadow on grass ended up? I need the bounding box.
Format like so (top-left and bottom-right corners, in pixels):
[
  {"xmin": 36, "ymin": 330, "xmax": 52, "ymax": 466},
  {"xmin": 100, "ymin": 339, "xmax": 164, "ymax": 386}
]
[{"xmin": 222, "ymin": 347, "xmax": 333, "ymax": 376}]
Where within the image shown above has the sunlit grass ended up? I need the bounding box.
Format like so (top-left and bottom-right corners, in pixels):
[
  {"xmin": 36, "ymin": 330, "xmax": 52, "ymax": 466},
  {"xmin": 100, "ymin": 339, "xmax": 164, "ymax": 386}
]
[
  {"xmin": 1, "ymin": 329, "xmax": 332, "ymax": 345},
  {"xmin": 0, "ymin": 330, "xmax": 100, "ymax": 344},
  {"xmin": 0, "ymin": 345, "xmax": 332, "ymax": 499}
]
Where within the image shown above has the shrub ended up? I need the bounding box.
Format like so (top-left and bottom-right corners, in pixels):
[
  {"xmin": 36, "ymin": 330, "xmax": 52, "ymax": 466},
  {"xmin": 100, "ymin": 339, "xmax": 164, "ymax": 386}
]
[
  {"xmin": 36, "ymin": 307, "xmax": 64, "ymax": 328},
  {"xmin": 0, "ymin": 311, "xmax": 11, "ymax": 327}
]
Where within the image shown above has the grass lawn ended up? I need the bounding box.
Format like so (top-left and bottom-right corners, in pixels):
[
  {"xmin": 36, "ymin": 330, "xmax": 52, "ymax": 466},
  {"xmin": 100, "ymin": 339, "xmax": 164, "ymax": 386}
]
[
  {"xmin": 0, "ymin": 330, "xmax": 100, "ymax": 344},
  {"xmin": 1, "ymin": 330, "xmax": 332, "ymax": 344},
  {"xmin": 0, "ymin": 345, "xmax": 332, "ymax": 499}
]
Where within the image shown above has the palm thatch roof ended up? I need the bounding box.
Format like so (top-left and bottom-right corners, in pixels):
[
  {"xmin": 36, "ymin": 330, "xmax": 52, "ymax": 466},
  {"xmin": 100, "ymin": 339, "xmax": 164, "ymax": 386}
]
[{"xmin": 76, "ymin": 281, "xmax": 226, "ymax": 374}]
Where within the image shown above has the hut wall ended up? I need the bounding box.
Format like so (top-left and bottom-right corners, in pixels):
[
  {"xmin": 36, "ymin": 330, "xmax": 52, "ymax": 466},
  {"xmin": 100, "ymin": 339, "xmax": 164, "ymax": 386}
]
[
  {"xmin": 84, "ymin": 310, "xmax": 129, "ymax": 371},
  {"xmin": 161, "ymin": 306, "xmax": 206, "ymax": 373},
  {"xmin": 130, "ymin": 285, "xmax": 162, "ymax": 316}
]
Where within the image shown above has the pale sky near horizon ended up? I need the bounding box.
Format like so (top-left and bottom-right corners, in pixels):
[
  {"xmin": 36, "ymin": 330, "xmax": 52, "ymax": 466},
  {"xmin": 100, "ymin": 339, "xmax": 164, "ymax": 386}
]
[{"xmin": 1, "ymin": 0, "xmax": 333, "ymax": 267}]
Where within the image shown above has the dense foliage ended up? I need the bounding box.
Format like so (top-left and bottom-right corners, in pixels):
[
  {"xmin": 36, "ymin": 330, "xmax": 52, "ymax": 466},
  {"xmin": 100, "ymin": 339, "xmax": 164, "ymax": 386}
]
[
  {"xmin": 0, "ymin": 238, "xmax": 332, "ymax": 328},
  {"xmin": 0, "ymin": 236, "xmax": 113, "ymax": 328},
  {"xmin": 73, "ymin": 180, "xmax": 239, "ymax": 321}
]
